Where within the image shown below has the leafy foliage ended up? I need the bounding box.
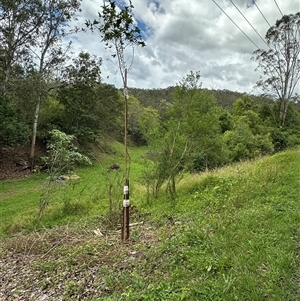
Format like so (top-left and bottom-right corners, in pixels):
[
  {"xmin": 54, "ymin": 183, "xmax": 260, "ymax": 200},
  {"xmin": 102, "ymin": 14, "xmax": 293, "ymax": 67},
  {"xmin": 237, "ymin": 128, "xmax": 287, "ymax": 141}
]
[
  {"xmin": 56, "ymin": 52, "xmax": 124, "ymax": 143},
  {"xmin": 127, "ymin": 95, "xmax": 145, "ymax": 144},
  {"xmin": 38, "ymin": 96, "xmax": 65, "ymax": 134},
  {"xmin": 85, "ymin": 0, "xmax": 145, "ymax": 86},
  {"xmin": 141, "ymin": 72, "xmax": 227, "ymax": 198},
  {"xmin": 0, "ymin": 0, "xmax": 44, "ymax": 94},
  {"xmin": 42, "ymin": 129, "xmax": 91, "ymax": 180},
  {"xmin": 58, "ymin": 51, "xmax": 102, "ymax": 142},
  {"xmin": 225, "ymin": 95, "xmax": 274, "ymax": 161},
  {"xmin": 94, "ymin": 0, "xmax": 145, "ymax": 48},
  {"xmin": 38, "ymin": 128, "xmax": 91, "ymax": 221},
  {"xmin": 0, "ymin": 95, "xmax": 30, "ymax": 146}
]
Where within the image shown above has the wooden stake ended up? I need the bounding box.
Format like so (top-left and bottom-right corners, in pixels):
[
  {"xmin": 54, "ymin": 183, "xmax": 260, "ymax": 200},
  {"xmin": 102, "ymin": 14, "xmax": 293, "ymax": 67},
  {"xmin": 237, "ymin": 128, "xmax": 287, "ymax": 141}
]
[{"xmin": 122, "ymin": 68, "xmax": 130, "ymax": 241}]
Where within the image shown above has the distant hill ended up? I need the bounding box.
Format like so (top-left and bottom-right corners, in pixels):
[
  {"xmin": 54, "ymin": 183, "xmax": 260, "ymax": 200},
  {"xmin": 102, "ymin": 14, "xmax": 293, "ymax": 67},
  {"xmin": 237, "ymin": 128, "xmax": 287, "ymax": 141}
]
[
  {"xmin": 128, "ymin": 86, "xmax": 273, "ymax": 110},
  {"xmin": 128, "ymin": 86, "xmax": 176, "ymax": 108}
]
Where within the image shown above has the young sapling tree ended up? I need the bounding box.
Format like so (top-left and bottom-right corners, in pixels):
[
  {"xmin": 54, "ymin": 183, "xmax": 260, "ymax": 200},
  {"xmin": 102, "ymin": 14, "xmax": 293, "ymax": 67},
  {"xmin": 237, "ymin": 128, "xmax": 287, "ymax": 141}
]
[{"xmin": 86, "ymin": 0, "xmax": 145, "ymax": 240}]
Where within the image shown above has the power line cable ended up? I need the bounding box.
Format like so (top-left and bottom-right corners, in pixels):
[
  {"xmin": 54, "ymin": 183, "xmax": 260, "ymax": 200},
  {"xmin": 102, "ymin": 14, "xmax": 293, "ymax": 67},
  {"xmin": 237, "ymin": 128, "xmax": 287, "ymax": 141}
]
[
  {"xmin": 229, "ymin": 0, "xmax": 269, "ymax": 48},
  {"xmin": 211, "ymin": 0, "xmax": 260, "ymax": 49},
  {"xmin": 274, "ymin": 0, "xmax": 284, "ymax": 17},
  {"xmin": 253, "ymin": 1, "xmax": 272, "ymax": 27}
]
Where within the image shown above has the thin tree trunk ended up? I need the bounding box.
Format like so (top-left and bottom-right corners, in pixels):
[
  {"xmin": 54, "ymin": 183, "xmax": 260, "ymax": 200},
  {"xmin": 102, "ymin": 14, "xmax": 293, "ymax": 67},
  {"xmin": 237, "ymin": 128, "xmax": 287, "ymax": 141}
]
[
  {"xmin": 1, "ymin": 66, "xmax": 10, "ymax": 95},
  {"xmin": 30, "ymin": 93, "xmax": 41, "ymax": 161},
  {"xmin": 30, "ymin": 46, "xmax": 45, "ymax": 163},
  {"xmin": 280, "ymin": 98, "xmax": 289, "ymax": 126}
]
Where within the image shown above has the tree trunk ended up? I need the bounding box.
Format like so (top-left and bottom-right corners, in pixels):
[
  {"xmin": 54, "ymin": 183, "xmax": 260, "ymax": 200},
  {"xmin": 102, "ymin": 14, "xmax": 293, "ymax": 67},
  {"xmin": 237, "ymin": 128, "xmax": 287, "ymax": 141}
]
[
  {"xmin": 1, "ymin": 66, "xmax": 10, "ymax": 95},
  {"xmin": 279, "ymin": 98, "xmax": 289, "ymax": 127},
  {"xmin": 30, "ymin": 94, "xmax": 41, "ymax": 162}
]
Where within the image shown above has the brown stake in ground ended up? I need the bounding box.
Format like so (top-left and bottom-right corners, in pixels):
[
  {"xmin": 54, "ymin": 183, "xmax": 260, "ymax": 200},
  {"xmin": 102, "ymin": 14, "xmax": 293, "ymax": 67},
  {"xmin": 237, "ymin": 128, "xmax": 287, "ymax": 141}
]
[{"xmin": 122, "ymin": 68, "xmax": 130, "ymax": 241}]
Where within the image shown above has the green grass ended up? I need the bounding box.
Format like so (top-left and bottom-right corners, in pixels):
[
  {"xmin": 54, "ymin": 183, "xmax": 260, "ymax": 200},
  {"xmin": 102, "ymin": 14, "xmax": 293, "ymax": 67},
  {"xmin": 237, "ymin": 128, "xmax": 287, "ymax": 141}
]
[
  {"xmin": 0, "ymin": 143, "xmax": 149, "ymax": 234},
  {"xmin": 0, "ymin": 147, "xmax": 299, "ymax": 300}
]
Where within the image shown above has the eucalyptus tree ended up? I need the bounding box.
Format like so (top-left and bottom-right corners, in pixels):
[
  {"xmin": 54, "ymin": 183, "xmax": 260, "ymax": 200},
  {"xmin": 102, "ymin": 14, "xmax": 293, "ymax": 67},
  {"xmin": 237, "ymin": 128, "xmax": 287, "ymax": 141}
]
[
  {"xmin": 27, "ymin": 0, "xmax": 81, "ymax": 161},
  {"xmin": 253, "ymin": 12, "xmax": 300, "ymax": 126}
]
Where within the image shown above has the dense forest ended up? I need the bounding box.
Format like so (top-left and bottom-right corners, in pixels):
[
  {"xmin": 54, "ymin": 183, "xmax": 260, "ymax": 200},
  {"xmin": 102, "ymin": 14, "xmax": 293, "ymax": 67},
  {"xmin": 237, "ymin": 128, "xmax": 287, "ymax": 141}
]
[
  {"xmin": 0, "ymin": 0, "xmax": 300, "ymax": 184},
  {"xmin": 128, "ymin": 86, "xmax": 275, "ymax": 110}
]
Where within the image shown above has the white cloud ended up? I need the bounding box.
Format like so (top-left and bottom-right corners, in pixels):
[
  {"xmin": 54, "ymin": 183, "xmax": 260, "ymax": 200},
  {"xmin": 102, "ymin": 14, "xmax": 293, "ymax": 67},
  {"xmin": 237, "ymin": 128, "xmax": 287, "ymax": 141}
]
[{"xmin": 68, "ymin": 0, "xmax": 300, "ymax": 94}]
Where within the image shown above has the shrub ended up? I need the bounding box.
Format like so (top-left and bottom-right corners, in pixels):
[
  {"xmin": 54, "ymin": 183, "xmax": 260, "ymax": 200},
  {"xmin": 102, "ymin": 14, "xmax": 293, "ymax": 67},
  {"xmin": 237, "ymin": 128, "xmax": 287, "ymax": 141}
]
[{"xmin": 41, "ymin": 129, "xmax": 92, "ymax": 180}]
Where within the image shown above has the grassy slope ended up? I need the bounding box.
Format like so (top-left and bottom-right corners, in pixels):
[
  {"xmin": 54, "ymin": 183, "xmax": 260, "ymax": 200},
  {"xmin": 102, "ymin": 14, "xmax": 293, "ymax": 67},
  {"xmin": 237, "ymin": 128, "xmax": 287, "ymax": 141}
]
[{"xmin": 0, "ymin": 147, "xmax": 299, "ymax": 300}]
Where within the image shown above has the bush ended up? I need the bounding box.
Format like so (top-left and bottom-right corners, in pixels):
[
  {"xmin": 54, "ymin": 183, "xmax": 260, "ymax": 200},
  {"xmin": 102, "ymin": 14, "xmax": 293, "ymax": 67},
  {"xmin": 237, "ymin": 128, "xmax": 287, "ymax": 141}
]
[
  {"xmin": 41, "ymin": 129, "xmax": 92, "ymax": 179},
  {"xmin": 270, "ymin": 129, "xmax": 288, "ymax": 152}
]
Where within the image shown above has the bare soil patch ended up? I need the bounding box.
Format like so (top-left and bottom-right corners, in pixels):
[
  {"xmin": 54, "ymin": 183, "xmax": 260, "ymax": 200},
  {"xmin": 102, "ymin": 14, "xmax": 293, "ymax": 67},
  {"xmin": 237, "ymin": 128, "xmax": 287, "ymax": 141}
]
[
  {"xmin": 0, "ymin": 145, "xmax": 47, "ymax": 180},
  {"xmin": 0, "ymin": 146, "xmax": 32, "ymax": 180}
]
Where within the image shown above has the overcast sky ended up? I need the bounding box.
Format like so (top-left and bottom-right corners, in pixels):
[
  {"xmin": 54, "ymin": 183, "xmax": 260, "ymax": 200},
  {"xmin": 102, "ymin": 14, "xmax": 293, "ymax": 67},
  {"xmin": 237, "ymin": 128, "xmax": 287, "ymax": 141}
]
[{"xmin": 69, "ymin": 0, "xmax": 300, "ymax": 94}]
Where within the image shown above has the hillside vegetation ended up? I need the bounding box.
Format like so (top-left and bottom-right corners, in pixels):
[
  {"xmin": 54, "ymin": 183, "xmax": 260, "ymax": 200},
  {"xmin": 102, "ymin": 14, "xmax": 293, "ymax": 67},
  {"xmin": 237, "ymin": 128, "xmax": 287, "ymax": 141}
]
[
  {"xmin": 0, "ymin": 147, "xmax": 299, "ymax": 300},
  {"xmin": 0, "ymin": 3, "xmax": 299, "ymax": 299}
]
